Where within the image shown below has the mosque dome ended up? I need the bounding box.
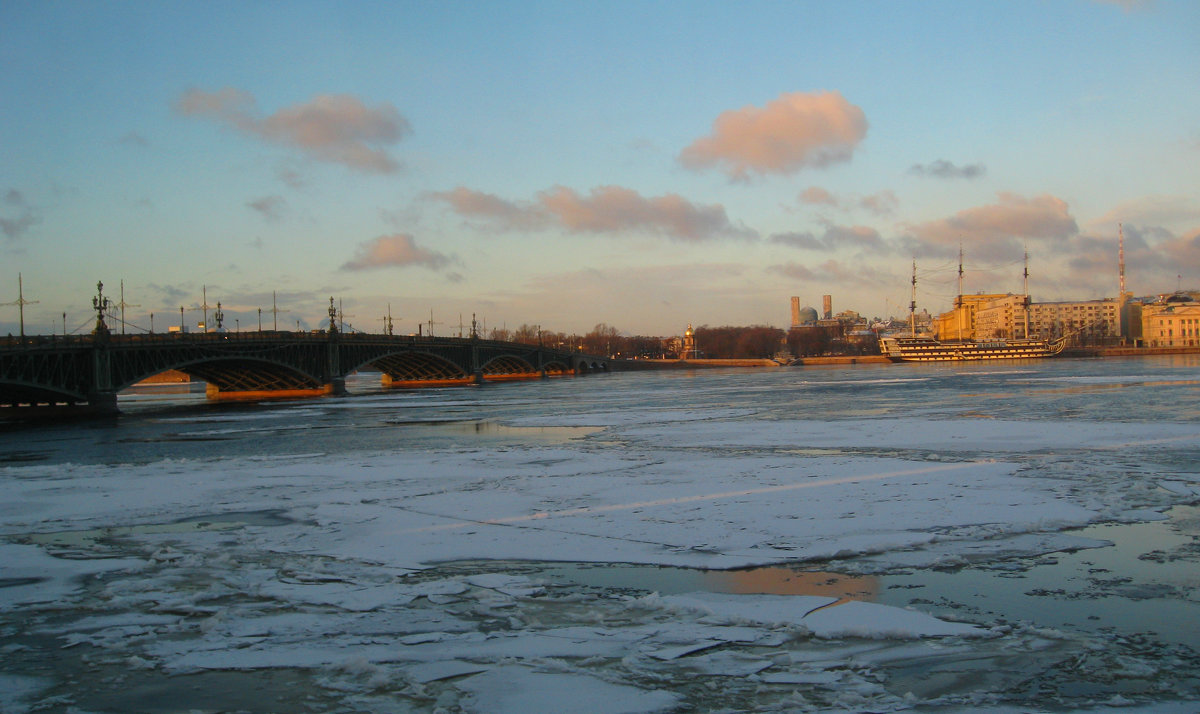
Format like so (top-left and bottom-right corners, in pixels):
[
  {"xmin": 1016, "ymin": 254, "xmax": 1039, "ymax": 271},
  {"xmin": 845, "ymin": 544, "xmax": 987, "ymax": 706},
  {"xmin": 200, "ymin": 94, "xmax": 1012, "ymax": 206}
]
[{"xmin": 797, "ymin": 307, "xmax": 819, "ymax": 324}]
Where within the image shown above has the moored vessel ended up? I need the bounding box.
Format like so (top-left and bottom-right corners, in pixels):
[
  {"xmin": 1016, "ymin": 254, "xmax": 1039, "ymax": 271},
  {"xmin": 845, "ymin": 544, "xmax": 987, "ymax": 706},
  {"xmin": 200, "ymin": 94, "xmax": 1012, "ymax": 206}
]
[
  {"xmin": 886, "ymin": 250, "xmax": 1066, "ymax": 362},
  {"xmin": 879, "ymin": 334, "xmax": 1066, "ymax": 362}
]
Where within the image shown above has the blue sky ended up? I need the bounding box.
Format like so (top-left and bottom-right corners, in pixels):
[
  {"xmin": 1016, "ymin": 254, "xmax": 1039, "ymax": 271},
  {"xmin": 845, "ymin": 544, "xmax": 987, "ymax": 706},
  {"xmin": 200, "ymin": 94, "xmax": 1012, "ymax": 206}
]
[{"xmin": 2, "ymin": 0, "xmax": 1197, "ymax": 337}]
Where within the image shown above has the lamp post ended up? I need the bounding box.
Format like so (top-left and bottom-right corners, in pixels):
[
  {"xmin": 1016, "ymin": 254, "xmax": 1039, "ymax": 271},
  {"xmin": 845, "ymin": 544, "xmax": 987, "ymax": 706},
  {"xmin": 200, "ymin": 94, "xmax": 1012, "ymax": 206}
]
[{"xmin": 91, "ymin": 281, "xmax": 112, "ymax": 336}]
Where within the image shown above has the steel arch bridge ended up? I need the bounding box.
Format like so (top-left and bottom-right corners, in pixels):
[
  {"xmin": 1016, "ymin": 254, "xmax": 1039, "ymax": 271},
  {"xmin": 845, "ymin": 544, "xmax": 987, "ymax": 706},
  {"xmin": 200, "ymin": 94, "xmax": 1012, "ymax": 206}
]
[{"xmin": 0, "ymin": 332, "xmax": 609, "ymax": 415}]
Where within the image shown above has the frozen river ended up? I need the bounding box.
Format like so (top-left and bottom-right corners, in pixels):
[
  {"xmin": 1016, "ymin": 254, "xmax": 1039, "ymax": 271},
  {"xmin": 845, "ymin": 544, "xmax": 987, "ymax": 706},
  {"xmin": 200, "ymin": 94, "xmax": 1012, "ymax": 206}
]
[{"xmin": 2, "ymin": 355, "xmax": 1199, "ymax": 713}]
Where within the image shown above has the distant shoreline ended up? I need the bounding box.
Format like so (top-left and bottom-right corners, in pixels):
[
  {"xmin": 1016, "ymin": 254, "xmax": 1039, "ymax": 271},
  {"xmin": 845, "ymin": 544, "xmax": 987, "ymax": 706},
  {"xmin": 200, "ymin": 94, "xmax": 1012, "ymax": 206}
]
[{"xmin": 618, "ymin": 346, "xmax": 1200, "ymax": 370}]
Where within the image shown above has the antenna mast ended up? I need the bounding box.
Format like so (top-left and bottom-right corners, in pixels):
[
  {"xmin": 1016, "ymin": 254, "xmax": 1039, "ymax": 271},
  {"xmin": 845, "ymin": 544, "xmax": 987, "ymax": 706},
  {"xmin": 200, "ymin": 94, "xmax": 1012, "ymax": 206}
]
[{"xmin": 1118, "ymin": 223, "xmax": 1126, "ymax": 296}]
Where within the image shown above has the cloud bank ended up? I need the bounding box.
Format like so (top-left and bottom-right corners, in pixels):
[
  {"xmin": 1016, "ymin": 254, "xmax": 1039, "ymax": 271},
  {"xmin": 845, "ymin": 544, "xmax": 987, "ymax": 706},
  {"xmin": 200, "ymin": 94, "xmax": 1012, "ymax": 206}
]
[
  {"xmin": 770, "ymin": 224, "xmax": 885, "ymax": 252},
  {"xmin": 342, "ymin": 234, "xmax": 452, "ymax": 271},
  {"xmin": 433, "ymin": 185, "xmax": 755, "ymax": 242},
  {"xmin": 679, "ymin": 91, "xmax": 868, "ymax": 181},
  {"xmin": 175, "ymin": 88, "xmax": 410, "ymax": 173},
  {"xmin": 905, "ymin": 192, "xmax": 1078, "ymax": 260}
]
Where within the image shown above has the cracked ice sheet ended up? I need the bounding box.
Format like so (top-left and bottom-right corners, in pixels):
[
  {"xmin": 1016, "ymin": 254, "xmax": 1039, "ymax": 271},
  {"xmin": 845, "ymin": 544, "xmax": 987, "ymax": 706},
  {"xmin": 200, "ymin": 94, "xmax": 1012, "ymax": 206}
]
[
  {"xmin": 272, "ymin": 451, "xmax": 1096, "ymax": 571},
  {"xmin": 616, "ymin": 417, "xmax": 1200, "ymax": 455},
  {"xmin": 658, "ymin": 592, "xmax": 987, "ymax": 638},
  {"xmin": 0, "ymin": 542, "xmax": 144, "ymax": 612},
  {"xmin": 4, "ymin": 447, "xmax": 1100, "ymax": 573}
]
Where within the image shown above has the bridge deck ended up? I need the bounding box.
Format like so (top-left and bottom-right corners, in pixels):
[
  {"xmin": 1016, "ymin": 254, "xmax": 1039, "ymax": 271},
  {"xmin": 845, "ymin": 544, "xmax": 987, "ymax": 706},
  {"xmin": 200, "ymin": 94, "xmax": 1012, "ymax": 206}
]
[{"xmin": 0, "ymin": 332, "xmax": 609, "ymax": 415}]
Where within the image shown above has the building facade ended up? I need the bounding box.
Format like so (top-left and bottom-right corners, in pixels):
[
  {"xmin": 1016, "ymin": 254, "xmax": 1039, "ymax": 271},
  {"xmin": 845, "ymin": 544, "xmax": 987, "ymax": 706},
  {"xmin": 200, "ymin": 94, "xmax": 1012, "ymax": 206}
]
[
  {"xmin": 1141, "ymin": 300, "xmax": 1200, "ymax": 347},
  {"xmin": 959, "ymin": 295, "xmax": 1120, "ymax": 344},
  {"xmin": 1027, "ymin": 299, "xmax": 1119, "ymax": 344}
]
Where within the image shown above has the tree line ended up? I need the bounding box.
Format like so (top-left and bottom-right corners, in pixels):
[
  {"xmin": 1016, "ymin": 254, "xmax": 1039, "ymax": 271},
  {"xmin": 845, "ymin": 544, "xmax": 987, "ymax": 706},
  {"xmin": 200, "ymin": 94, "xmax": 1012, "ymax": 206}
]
[{"xmin": 485, "ymin": 322, "xmax": 879, "ymax": 359}]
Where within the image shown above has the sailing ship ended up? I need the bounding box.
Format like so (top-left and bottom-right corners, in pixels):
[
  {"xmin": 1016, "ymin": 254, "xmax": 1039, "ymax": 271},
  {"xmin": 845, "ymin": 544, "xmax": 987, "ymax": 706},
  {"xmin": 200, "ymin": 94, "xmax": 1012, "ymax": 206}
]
[
  {"xmin": 881, "ymin": 252, "xmax": 1067, "ymax": 363},
  {"xmin": 879, "ymin": 334, "xmax": 1066, "ymax": 361}
]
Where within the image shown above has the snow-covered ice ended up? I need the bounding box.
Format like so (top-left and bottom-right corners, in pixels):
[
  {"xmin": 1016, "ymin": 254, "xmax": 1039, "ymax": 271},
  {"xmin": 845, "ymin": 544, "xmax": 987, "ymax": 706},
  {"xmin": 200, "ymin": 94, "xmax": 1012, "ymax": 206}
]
[{"xmin": 2, "ymin": 361, "xmax": 1199, "ymax": 711}]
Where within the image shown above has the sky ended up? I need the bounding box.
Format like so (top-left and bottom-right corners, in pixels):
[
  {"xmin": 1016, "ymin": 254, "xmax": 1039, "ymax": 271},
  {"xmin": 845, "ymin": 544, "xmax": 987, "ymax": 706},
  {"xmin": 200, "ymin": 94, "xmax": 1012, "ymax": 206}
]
[{"xmin": 1, "ymin": 0, "xmax": 1198, "ymax": 337}]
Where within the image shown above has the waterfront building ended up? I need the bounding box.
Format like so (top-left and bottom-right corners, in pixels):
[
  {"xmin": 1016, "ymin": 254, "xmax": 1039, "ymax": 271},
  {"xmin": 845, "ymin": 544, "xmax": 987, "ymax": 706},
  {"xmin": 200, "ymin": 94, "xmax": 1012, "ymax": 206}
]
[
  {"xmin": 930, "ymin": 294, "xmax": 1009, "ymax": 341},
  {"xmin": 948, "ymin": 295, "xmax": 1121, "ymax": 345},
  {"xmin": 1141, "ymin": 296, "xmax": 1200, "ymax": 347},
  {"xmin": 1026, "ymin": 299, "xmax": 1120, "ymax": 344}
]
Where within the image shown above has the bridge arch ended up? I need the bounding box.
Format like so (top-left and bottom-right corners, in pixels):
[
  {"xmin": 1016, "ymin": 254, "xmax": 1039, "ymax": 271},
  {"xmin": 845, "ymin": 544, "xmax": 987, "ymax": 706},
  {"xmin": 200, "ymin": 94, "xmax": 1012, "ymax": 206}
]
[
  {"xmin": 0, "ymin": 379, "xmax": 87, "ymax": 407},
  {"xmin": 151, "ymin": 357, "xmax": 325, "ymax": 395},
  {"xmin": 368, "ymin": 350, "xmax": 469, "ymax": 385},
  {"xmin": 480, "ymin": 354, "xmax": 537, "ymax": 377}
]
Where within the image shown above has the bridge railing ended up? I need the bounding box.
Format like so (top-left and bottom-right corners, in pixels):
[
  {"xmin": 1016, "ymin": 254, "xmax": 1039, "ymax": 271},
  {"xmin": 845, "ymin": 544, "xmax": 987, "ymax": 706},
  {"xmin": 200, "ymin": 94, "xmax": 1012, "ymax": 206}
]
[{"xmin": 2, "ymin": 330, "xmax": 590, "ymax": 354}]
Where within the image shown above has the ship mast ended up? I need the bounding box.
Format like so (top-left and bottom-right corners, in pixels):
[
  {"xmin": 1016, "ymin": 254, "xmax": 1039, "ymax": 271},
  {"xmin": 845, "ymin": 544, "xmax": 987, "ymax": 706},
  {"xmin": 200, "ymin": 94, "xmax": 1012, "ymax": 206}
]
[
  {"xmin": 1023, "ymin": 247, "xmax": 1031, "ymax": 340},
  {"xmin": 957, "ymin": 245, "xmax": 964, "ymax": 341},
  {"xmin": 909, "ymin": 259, "xmax": 917, "ymax": 337}
]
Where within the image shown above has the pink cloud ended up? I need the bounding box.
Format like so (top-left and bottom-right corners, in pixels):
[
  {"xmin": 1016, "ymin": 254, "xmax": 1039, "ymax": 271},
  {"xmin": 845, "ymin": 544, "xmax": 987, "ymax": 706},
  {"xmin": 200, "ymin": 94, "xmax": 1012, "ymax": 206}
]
[
  {"xmin": 768, "ymin": 262, "xmax": 818, "ymax": 281},
  {"xmin": 434, "ymin": 185, "xmax": 754, "ymax": 242},
  {"xmin": 799, "ymin": 186, "xmax": 838, "ymax": 206},
  {"xmin": 797, "ymin": 187, "xmax": 897, "ymax": 217},
  {"xmin": 342, "ymin": 234, "xmax": 452, "ymax": 271},
  {"xmin": 859, "ymin": 190, "xmax": 898, "ymax": 217},
  {"xmin": 679, "ymin": 91, "xmax": 868, "ymax": 181},
  {"xmin": 905, "ymin": 193, "xmax": 1078, "ymax": 260},
  {"xmin": 430, "ymin": 187, "xmax": 545, "ymax": 230},
  {"xmin": 176, "ymin": 88, "xmax": 409, "ymax": 173},
  {"xmin": 537, "ymin": 185, "xmax": 753, "ymax": 241}
]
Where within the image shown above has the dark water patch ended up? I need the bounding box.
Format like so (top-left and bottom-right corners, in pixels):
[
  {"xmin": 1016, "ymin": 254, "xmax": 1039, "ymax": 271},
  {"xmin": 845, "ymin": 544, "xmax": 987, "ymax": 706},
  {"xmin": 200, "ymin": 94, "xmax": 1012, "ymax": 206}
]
[
  {"xmin": 879, "ymin": 505, "xmax": 1200, "ymax": 649},
  {"xmin": 0, "ymin": 450, "xmax": 49, "ymax": 463},
  {"xmin": 0, "ymin": 576, "xmax": 45, "ymax": 588}
]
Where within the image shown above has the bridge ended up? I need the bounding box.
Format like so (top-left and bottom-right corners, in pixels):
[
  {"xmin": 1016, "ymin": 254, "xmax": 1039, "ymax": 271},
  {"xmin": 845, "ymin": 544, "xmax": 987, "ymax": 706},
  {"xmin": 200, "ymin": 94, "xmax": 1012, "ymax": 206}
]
[{"xmin": 0, "ymin": 330, "xmax": 610, "ymax": 416}]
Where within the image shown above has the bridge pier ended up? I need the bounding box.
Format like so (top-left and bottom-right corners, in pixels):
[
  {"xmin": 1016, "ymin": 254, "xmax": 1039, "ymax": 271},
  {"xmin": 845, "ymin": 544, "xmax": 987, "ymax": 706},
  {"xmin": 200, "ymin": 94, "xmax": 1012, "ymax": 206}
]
[{"xmin": 84, "ymin": 391, "xmax": 119, "ymax": 415}]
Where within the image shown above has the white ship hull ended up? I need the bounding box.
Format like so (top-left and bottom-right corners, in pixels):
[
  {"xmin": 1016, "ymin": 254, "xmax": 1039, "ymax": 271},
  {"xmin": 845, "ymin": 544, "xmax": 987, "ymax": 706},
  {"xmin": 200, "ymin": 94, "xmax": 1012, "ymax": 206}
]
[{"xmin": 880, "ymin": 336, "xmax": 1065, "ymax": 362}]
